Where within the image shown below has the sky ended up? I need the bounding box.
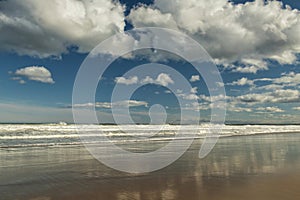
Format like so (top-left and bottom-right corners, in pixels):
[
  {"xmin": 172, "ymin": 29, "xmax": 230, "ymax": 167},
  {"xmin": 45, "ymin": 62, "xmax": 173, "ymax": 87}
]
[{"xmin": 0, "ymin": 0, "xmax": 299, "ymax": 124}]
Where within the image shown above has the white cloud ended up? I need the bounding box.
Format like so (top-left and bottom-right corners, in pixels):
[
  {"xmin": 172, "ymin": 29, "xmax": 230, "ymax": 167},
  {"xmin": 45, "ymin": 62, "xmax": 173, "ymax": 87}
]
[
  {"xmin": 234, "ymin": 59, "xmax": 269, "ymax": 73},
  {"xmin": 0, "ymin": 0, "xmax": 125, "ymax": 58},
  {"xmin": 141, "ymin": 73, "xmax": 174, "ymax": 87},
  {"xmin": 273, "ymin": 72, "xmax": 300, "ymax": 86},
  {"xmin": 237, "ymin": 89, "xmax": 300, "ymax": 103},
  {"xmin": 11, "ymin": 76, "xmax": 26, "ymax": 84},
  {"xmin": 293, "ymin": 107, "xmax": 300, "ymax": 111},
  {"xmin": 184, "ymin": 100, "xmax": 228, "ymax": 111},
  {"xmin": 182, "ymin": 102, "xmax": 207, "ymax": 111},
  {"xmin": 14, "ymin": 66, "xmax": 54, "ymax": 84},
  {"xmin": 255, "ymin": 84, "xmax": 284, "ymax": 91},
  {"xmin": 255, "ymin": 73, "xmax": 300, "ymax": 85},
  {"xmin": 156, "ymin": 73, "xmax": 174, "ymax": 86},
  {"xmin": 228, "ymin": 106, "xmax": 252, "ymax": 113},
  {"xmin": 190, "ymin": 75, "xmax": 200, "ymax": 82},
  {"xmin": 73, "ymin": 100, "xmax": 148, "ymax": 109},
  {"xmin": 128, "ymin": 0, "xmax": 300, "ymax": 72},
  {"xmin": 19, "ymin": 79, "xmax": 26, "ymax": 84},
  {"xmin": 72, "ymin": 102, "xmax": 95, "ymax": 108},
  {"xmin": 174, "ymin": 87, "xmax": 200, "ymax": 101},
  {"xmin": 101, "ymin": 100, "xmax": 148, "ymax": 108},
  {"xmin": 252, "ymin": 72, "xmax": 300, "ymax": 91},
  {"xmin": 198, "ymin": 89, "xmax": 299, "ymax": 112},
  {"xmin": 190, "ymin": 87, "xmax": 197, "ymax": 94},
  {"xmin": 127, "ymin": 6, "xmax": 178, "ymax": 29},
  {"xmin": 140, "ymin": 76, "xmax": 155, "ymax": 84},
  {"xmin": 179, "ymin": 93, "xmax": 199, "ymax": 101},
  {"xmin": 256, "ymin": 106, "xmax": 284, "ymax": 113},
  {"xmin": 187, "ymin": 100, "xmax": 264, "ymax": 113},
  {"xmin": 199, "ymin": 94, "xmax": 229, "ymax": 102},
  {"xmin": 228, "ymin": 77, "xmax": 254, "ymax": 86},
  {"xmin": 241, "ymin": 59, "xmax": 268, "ymax": 70},
  {"xmin": 176, "ymin": 89, "xmax": 183, "ymax": 94},
  {"xmin": 233, "ymin": 65, "xmax": 261, "ymax": 74},
  {"xmin": 216, "ymin": 82, "xmax": 225, "ymax": 87},
  {"xmin": 115, "ymin": 76, "xmax": 138, "ymax": 85}
]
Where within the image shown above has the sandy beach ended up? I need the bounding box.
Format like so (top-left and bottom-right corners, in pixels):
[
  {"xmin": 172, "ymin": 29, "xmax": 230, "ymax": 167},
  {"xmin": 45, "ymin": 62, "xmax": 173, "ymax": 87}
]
[{"xmin": 1, "ymin": 132, "xmax": 300, "ymax": 200}]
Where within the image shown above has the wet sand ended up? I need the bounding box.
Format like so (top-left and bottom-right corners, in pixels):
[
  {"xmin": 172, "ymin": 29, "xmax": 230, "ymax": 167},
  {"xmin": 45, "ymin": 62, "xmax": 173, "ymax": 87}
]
[{"xmin": 1, "ymin": 133, "xmax": 300, "ymax": 200}]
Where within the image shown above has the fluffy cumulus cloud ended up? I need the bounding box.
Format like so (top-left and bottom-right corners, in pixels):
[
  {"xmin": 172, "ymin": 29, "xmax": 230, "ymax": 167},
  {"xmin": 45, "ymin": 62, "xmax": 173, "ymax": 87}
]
[
  {"xmin": 0, "ymin": 0, "xmax": 125, "ymax": 58},
  {"xmin": 140, "ymin": 73, "xmax": 174, "ymax": 86},
  {"xmin": 13, "ymin": 66, "xmax": 54, "ymax": 84},
  {"xmin": 128, "ymin": 0, "xmax": 300, "ymax": 73},
  {"xmin": 115, "ymin": 76, "xmax": 139, "ymax": 85},
  {"xmin": 115, "ymin": 73, "xmax": 174, "ymax": 87},
  {"xmin": 155, "ymin": 73, "xmax": 174, "ymax": 86},
  {"xmin": 190, "ymin": 75, "xmax": 200, "ymax": 82},
  {"xmin": 2, "ymin": 0, "xmax": 299, "ymax": 72},
  {"xmin": 228, "ymin": 77, "xmax": 254, "ymax": 86}
]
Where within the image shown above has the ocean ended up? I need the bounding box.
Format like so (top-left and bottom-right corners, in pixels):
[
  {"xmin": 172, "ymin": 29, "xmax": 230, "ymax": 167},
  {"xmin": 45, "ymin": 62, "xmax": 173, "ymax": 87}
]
[{"xmin": 1, "ymin": 124, "xmax": 300, "ymax": 148}]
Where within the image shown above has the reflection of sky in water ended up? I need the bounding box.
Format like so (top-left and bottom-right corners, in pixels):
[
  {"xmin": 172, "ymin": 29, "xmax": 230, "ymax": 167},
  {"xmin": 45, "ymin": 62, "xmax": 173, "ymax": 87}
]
[
  {"xmin": 1, "ymin": 133, "xmax": 300, "ymax": 199},
  {"xmin": 190, "ymin": 134, "xmax": 300, "ymax": 176}
]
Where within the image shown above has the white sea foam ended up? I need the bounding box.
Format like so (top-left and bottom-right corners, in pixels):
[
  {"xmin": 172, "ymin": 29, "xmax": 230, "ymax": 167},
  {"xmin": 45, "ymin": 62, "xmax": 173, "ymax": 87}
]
[{"xmin": 0, "ymin": 124, "xmax": 299, "ymax": 148}]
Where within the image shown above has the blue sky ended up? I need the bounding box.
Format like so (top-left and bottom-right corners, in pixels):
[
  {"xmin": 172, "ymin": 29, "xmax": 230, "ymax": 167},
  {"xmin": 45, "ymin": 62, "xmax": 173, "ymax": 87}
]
[{"xmin": 0, "ymin": 0, "xmax": 299, "ymax": 124}]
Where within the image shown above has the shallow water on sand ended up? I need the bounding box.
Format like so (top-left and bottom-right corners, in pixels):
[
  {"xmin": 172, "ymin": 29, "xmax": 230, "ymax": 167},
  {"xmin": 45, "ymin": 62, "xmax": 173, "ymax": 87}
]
[{"xmin": 1, "ymin": 133, "xmax": 300, "ymax": 200}]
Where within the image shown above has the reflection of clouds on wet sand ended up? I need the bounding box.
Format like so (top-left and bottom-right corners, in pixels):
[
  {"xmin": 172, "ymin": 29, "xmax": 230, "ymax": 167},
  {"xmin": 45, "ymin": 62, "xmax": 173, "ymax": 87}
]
[
  {"xmin": 1, "ymin": 133, "xmax": 300, "ymax": 200},
  {"xmin": 194, "ymin": 134, "xmax": 300, "ymax": 177}
]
